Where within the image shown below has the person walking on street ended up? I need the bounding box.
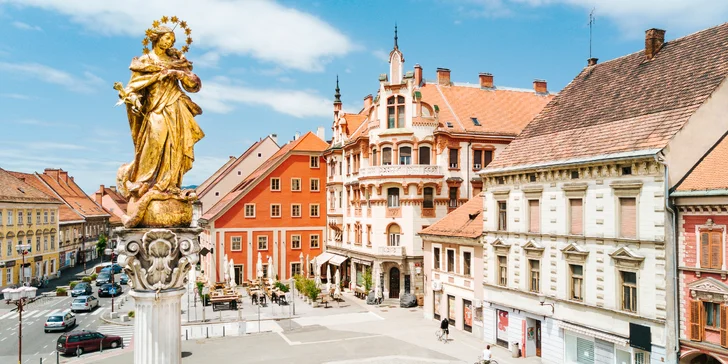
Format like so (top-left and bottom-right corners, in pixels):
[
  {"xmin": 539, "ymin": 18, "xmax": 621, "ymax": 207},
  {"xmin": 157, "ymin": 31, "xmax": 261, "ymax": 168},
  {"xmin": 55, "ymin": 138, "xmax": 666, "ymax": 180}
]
[
  {"xmin": 482, "ymin": 344, "xmax": 492, "ymax": 364},
  {"xmin": 440, "ymin": 318, "xmax": 449, "ymax": 342}
]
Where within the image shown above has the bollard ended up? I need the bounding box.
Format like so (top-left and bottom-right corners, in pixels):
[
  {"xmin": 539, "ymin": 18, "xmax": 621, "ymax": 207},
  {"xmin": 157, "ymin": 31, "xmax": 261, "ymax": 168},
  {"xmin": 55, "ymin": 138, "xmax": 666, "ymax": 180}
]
[
  {"xmin": 206, "ymin": 327, "xmax": 209, "ymax": 338},
  {"xmin": 100, "ymin": 339, "xmax": 103, "ymax": 353},
  {"xmin": 223, "ymin": 326, "xmax": 225, "ymax": 337},
  {"xmin": 186, "ymin": 330, "xmax": 188, "ymax": 341}
]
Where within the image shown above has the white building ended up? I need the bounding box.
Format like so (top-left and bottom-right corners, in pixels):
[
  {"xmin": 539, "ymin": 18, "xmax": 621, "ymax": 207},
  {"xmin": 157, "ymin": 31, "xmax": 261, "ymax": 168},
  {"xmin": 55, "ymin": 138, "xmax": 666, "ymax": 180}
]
[
  {"xmin": 478, "ymin": 25, "xmax": 728, "ymax": 364},
  {"xmin": 324, "ymin": 29, "xmax": 553, "ymax": 303}
]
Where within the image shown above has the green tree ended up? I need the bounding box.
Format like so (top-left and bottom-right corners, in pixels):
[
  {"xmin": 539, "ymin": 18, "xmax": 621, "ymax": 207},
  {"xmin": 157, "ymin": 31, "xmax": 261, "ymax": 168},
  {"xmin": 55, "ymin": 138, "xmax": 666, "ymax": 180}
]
[
  {"xmin": 363, "ymin": 268, "xmax": 373, "ymax": 294},
  {"xmin": 96, "ymin": 234, "xmax": 108, "ymax": 257}
]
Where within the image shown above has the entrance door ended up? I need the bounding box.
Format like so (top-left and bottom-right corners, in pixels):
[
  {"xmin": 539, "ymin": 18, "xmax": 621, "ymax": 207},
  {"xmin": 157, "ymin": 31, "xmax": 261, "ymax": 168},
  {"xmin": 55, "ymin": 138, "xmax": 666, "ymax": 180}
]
[
  {"xmin": 389, "ymin": 267, "xmax": 400, "ymax": 298},
  {"xmin": 536, "ymin": 320, "xmax": 542, "ymax": 357},
  {"xmin": 234, "ymin": 265, "xmax": 243, "ymax": 284}
]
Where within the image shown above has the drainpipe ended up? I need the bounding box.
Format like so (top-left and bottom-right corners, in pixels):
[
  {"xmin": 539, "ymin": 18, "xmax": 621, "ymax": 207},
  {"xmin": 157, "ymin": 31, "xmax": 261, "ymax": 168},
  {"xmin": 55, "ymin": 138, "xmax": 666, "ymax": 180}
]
[
  {"xmin": 467, "ymin": 142, "xmax": 472, "ymax": 198},
  {"xmin": 655, "ymin": 153, "xmax": 679, "ymax": 360}
]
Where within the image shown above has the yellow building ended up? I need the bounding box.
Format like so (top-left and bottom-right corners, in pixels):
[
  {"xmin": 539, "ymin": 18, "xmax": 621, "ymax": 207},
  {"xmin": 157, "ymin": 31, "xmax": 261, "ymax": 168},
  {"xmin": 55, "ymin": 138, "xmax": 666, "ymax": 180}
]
[{"xmin": 0, "ymin": 168, "xmax": 62, "ymax": 287}]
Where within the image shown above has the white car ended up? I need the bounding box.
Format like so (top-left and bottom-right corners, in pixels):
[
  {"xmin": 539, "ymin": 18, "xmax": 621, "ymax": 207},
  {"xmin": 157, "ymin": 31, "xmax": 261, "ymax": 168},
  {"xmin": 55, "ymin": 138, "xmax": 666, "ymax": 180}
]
[
  {"xmin": 44, "ymin": 311, "xmax": 76, "ymax": 333},
  {"xmin": 70, "ymin": 296, "xmax": 99, "ymax": 312}
]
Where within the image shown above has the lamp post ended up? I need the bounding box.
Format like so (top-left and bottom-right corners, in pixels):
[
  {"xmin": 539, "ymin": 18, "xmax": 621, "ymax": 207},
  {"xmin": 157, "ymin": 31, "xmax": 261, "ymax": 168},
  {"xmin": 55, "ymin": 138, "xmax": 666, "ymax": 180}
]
[
  {"xmin": 104, "ymin": 248, "xmax": 116, "ymax": 313},
  {"xmin": 537, "ymin": 294, "xmax": 555, "ymax": 314},
  {"xmin": 3, "ymin": 282, "xmax": 37, "ymax": 364}
]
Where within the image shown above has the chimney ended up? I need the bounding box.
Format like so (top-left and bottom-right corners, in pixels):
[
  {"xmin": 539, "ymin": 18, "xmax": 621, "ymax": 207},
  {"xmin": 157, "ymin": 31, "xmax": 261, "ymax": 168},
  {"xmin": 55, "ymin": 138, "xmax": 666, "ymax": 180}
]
[
  {"xmin": 316, "ymin": 126, "xmax": 326, "ymax": 141},
  {"xmin": 96, "ymin": 185, "xmax": 105, "ymax": 204},
  {"xmin": 59, "ymin": 170, "xmax": 69, "ymax": 183},
  {"xmin": 294, "ymin": 131, "xmax": 301, "ymax": 141},
  {"xmin": 414, "ymin": 64, "xmax": 423, "ymax": 86},
  {"xmin": 44, "ymin": 168, "xmax": 59, "ymax": 180},
  {"xmin": 587, "ymin": 58, "xmax": 599, "ymax": 66},
  {"xmin": 270, "ymin": 134, "xmax": 278, "ymax": 145},
  {"xmin": 645, "ymin": 28, "xmax": 666, "ymax": 60},
  {"xmin": 533, "ymin": 79, "xmax": 548, "ymax": 94},
  {"xmin": 110, "ymin": 185, "xmax": 117, "ymax": 192},
  {"xmin": 479, "ymin": 73, "xmax": 494, "ymax": 88},
  {"xmin": 363, "ymin": 94, "xmax": 373, "ymax": 110},
  {"xmin": 436, "ymin": 68, "xmax": 451, "ymax": 86}
]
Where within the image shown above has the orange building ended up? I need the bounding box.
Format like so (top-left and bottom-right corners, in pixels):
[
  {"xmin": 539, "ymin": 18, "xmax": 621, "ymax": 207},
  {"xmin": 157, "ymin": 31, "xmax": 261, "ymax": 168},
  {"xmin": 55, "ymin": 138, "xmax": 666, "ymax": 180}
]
[{"xmin": 200, "ymin": 132, "xmax": 328, "ymax": 283}]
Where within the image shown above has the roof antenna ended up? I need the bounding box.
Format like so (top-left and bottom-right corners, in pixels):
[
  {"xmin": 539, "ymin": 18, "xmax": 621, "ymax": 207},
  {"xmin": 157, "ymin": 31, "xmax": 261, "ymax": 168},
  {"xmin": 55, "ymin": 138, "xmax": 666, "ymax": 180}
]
[{"xmin": 588, "ymin": 8, "xmax": 596, "ymax": 59}]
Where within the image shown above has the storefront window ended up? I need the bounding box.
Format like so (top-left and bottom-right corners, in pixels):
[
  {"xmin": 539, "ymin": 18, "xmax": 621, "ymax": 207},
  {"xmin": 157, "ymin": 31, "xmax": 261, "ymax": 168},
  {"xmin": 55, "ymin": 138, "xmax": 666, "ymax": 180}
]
[{"xmin": 565, "ymin": 332, "xmax": 594, "ymax": 364}]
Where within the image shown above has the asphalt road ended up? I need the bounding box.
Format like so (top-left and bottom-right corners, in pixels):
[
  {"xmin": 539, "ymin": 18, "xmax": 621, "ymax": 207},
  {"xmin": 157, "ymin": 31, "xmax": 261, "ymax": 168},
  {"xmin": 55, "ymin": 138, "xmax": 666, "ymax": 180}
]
[{"xmin": 0, "ymin": 273, "xmax": 130, "ymax": 364}]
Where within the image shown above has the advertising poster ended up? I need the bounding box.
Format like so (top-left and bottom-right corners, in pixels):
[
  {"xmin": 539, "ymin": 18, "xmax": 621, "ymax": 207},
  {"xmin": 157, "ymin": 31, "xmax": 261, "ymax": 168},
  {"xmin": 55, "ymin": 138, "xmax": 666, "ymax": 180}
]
[
  {"xmin": 434, "ymin": 291, "xmax": 442, "ymax": 319},
  {"xmin": 464, "ymin": 301, "xmax": 472, "ymax": 327},
  {"xmin": 448, "ymin": 295, "xmax": 455, "ymax": 322},
  {"xmin": 497, "ymin": 309, "xmax": 509, "ymax": 341}
]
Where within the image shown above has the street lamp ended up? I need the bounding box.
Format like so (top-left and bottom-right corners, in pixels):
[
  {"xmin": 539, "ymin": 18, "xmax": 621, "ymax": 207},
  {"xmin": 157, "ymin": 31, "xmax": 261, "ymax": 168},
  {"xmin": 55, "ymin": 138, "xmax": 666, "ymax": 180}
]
[
  {"xmin": 537, "ymin": 294, "xmax": 555, "ymax": 314},
  {"xmin": 3, "ymin": 285, "xmax": 37, "ymax": 364},
  {"xmin": 104, "ymin": 248, "xmax": 116, "ymax": 313}
]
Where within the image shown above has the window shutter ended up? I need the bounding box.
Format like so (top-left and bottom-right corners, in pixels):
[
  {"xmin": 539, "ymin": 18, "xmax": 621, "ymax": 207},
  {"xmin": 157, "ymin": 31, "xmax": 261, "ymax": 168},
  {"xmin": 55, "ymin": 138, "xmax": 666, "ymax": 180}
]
[
  {"xmin": 701, "ymin": 232, "xmax": 710, "ymax": 268},
  {"xmin": 529, "ymin": 200, "xmax": 540, "ymax": 233},
  {"xmin": 619, "ymin": 198, "xmax": 637, "ymax": 238},
  {"xmin": 690, "ymin": 300, "xmax": 703, "ymax": 341},
  {"xmin": 722, "ymin": 304, "xmax": 728, "ymax": 348},
  {"xmin": 711, "ymin": 232, "xmax": 723, "ymax": 269},
  {"xmin": 570, "ymin": 199, "xmax": 583, "ymax": 235}
]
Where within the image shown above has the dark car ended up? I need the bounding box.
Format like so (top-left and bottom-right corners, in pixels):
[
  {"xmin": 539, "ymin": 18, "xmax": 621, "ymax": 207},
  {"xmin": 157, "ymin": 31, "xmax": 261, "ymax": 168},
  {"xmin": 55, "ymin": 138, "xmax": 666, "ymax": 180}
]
[
  {"xmin": 100, "ymin": 264, "xmax": 122, "ymax": 274},
  {"xmin": 98, "ymin": 283, "xmax": 122, "ymax": 297},
  {"xmin": 119, "ymin": 273, "xmax": 129, "ymax": 285},
  {"xmin": 70, "ymin": 282, "xmax": 92, "ymax": 297},
  {"xmin": 56, "ymin": 330, "xmax": 122, "ymax": 356},
  {"xmin": 95, "ymin": 272, "xmax": 111, "ymax": 286}
]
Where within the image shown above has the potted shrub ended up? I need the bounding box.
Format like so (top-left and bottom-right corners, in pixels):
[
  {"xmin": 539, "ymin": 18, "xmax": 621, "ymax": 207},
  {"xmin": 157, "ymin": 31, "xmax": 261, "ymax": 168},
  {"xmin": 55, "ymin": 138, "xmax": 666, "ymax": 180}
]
[
  {"xmin": 82, "ymin": 276, "xmax": 92, "ymax": 283},
  {"xmin": 90, "ymin": 273, "xmax": 98, "ymax": 280},
  {"xmin": 363, "ymin": 268, "xmax": 373, "ymax": 296},
  {"xmin": 56, "ymin": 287, "xmax": 67, "ymax": 296},
  {"xmin": 69, "ymin": 281, "xmax": 78, "ymax": 290}
]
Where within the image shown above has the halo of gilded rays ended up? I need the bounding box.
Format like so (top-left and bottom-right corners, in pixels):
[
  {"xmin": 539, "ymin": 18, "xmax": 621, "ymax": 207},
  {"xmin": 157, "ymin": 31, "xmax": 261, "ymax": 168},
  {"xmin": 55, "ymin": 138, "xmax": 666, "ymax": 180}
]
[{"xmin": 142, "ymin": 15, "xmax": 193, "ymax": 55}]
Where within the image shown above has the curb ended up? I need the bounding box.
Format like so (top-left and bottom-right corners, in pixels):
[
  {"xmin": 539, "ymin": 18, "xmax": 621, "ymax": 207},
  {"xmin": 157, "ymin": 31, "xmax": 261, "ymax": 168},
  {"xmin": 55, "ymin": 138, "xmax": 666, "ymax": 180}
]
[{"xmin": 101, "ymin": 313, "xmax": 302, "ymax": 326}]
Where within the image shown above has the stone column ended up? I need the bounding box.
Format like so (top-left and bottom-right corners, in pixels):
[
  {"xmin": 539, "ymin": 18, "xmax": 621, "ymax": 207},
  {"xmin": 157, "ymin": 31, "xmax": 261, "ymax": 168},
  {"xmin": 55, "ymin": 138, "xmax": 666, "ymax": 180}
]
[{"xmin": 116, "ymin": 227, "xmax": 201, "ymax": 364}]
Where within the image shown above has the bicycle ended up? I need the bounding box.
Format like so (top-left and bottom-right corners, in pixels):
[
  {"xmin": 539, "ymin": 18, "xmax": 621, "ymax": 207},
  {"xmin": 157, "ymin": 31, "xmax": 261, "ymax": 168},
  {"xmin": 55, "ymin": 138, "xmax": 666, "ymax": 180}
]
[
  {"xmin": 473, "ymin": 355, "xmax": 498, "ymax": 364},
  {"xmin": 435, "ymin": 329, "xmax": 448, "ymax": 343}
]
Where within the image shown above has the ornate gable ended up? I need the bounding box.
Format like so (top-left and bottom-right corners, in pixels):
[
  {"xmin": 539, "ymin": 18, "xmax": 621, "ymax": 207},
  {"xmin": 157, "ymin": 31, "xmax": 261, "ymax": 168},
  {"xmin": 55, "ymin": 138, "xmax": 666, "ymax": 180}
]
[
  {"xmin": 609, "ymin": 247, "xmax": 645, "ymax": 269},
  {"xmin": 491, "ymin": 238, "xmax": 511, "ymax": 255},
  {"xmin": 523, "ymin": 240, "xmax": 545, "ymax": 258},
  {"xmin": 561, "ymin": 242, "xmax": 588, "ymax": 263},
  {"xmin": 689, "ymin": 277, "xmax": 728, "ymax": 303}
]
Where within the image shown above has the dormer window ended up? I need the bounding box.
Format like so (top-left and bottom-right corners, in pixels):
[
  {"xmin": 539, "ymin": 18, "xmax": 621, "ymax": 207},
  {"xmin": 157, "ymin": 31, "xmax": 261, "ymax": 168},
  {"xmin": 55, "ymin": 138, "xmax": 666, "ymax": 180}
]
[
  {"xmin": 421, "ymin": 104, "xmax": 433, "ymax": 117},
  {"xmin": 387, "ymin": 96, "xmax": 405, "ymax": 129}
]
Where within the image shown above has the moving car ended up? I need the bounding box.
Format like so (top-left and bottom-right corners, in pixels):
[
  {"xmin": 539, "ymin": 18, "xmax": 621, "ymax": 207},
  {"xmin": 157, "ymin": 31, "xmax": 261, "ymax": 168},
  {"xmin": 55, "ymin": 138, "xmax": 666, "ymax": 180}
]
[
  {"xmin": 119, "ymin": 273, "xmax": 129, "ymax": 285},
  {"xmin": 70, "ymin": 282, "xmax": 92, "ymax": 297},
  {"xmin": 56, "ymin": 330, "xmax": 123, "ymax": 356},
  {"xmin": 44, "ymin": 311, "xmax": 76, "ymax": 333},
  {"xmin": 95, "ymin": 272, "xmax": 111, "ymax": 286},
  {"xmin": 100, "ymin": 264, "xmax": 122, "ymax": 274},
  {"xmin": 70, "ymin": 296, "xmax": 99, "ymax": 313},
  {"xmin": 98, "ymin": 283, "xmax": 122, "ymax": 297}
]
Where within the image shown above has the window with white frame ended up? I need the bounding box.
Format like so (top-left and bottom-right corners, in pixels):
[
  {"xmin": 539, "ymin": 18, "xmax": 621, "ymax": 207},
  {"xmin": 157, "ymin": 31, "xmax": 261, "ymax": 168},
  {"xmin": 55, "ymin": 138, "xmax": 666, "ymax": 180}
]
[
  {"xmin": 291, "ymin": 235, "xmax": 301, "ymax": 249},
  {"xmin": 463, "ymin": 251, "xmax": 472, "ymax": 277},
  {"xmin": 529, "ymin": 259, "xmax": 540, "ymax": 293},
  {"xmin": 310, "ymin": 156, "xmax": 319, "ymax": 168},
  {"xmin": 291, "ymin": 178, "xmax": 301, "ymax": 191},
  {"xmin": 619, "ymin": 197, "xmax": 637, "ymax": 239},
  {"xmin": 569, "ymin": 264, "xmax": 584, "ymax": 301},
  {"xmin": 498, "ymin": 255, "xmax": 507, "ymax": 286},
  {"xmin": 7, "ymin": 210, "xmax": 12, "ymax": 225},
  {"xmin": 387, "ymin": 188, "xmax": 400, "ymax": 208},
  {"xmin": 620, "ymin": 270, "xmax": 637, "ymax": 312},
  {"xmin": 50, "ymin": 211, "xmax": 55, "ymax": 223},
  {"xmin": 569, "ymin": 198, "xmax": 583, "ymax": 235},
  {"xmin": 447, "ymin": 249, "xmax": 455, "ymax": 272},
  {"xmin": 309, "ymin": 204, "xmax": 320, "ymax": 217},
  {"xmin": 310, "ymin": 178, "xmax": 320, "ymax": 191},
  {"xmin": 43, "ymin": 236, "xmax": 47, "ymax": 251},
  {"xmin": 36, "ymin": 211, "xmax": 41, "ymax": 225},
  {"xmin": 497, "ymin": 201, "xmax": 507, "ymax": 231},
  {"xmin": 388, "ymin": 224, "xmax": 401, "ymax": 246},
  {"xmin": 257, "ymin": 236, "xmax": 268, "ymax": 250},
  {"xmin": 6, "ymin": 268, "xmax": 11, "ymax": 285},
  {"xmin": 271, "ymin": 204, "xmax": 281, "ymax": 218},
  {"xmin": 231, "ymin": 236, "xmax": 242, "ymax": 251},
  {"xmin": 291, "ymin": 262, "xmax": 302, "ymax": 277},
  {"xmin": 433, "ymin": 246, "xmax": 441, "ymax": 270},
  {"xmin": 0, "ymin": 210, "xmax": 3, "ymax": 226},
  {"xmin": 18, "ymin": 211, "xmax": 22, "ymax": 225},
  {"xmin": 310, "ymin": 235, "xmax": 319, "ymax": 248},
  {"xmin": 50, "ymin": 235, "xmax": 55, "ymax": 250},
  {"xmin": 245, "ymin": 204, "xmax": 256, "ymax": 218},
  {"xmin": 565, "ymin": 332, "xmax": 594, "ymax": 364},
  {"xmin": 44, "ymin": 211, "xmax": 48, "ymax": 224},
  {"xmin": 270, "ymin": 178, "xmax": 281, "ymax": 191},
  {"xmin": 291, "ymin": 204, "xmax": 301, "ymax": 218},
  {"xmin": 262, "ymin": 264, "xmax": 269, "ymax": 278}
]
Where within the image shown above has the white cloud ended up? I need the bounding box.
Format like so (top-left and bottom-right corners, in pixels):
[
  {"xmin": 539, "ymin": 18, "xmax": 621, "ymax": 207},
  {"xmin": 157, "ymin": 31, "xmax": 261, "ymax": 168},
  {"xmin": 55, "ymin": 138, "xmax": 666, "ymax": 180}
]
[
  {"xmin": 0, "ymin": 93, "xmax": 31, "ymax": 100},
  {"xmin": 5, "ymin": 0, "xmax": 354, "ymax": 71},
  {"xmin": 0, "ymin": 62, "xmax": 104, "ymax": 93},
  {"xmin": 194, "ymin": 51, "xmax": 221, "ymax": 68},
  {"xmin": 372, "ymin": 49, "xmax": 389, "ymax": 62},
  {"xmin": 194, "ymin": 80, "xmax": 332, "ymax": 118},
  {"xmin": 460, "ymin": 0, "xmax": 728, "ymax": 36},
  {"xmin": 12, "ymin": 21, "xmax": 42, "ymax": 31},
  {"xmin": 25, "ymin": 142, "xmax": 87, "ymax": 150}
]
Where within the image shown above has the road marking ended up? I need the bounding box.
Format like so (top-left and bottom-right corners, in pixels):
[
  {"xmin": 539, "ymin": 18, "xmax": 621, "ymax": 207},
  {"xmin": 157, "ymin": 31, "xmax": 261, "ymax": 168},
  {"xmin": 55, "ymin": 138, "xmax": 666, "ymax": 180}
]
[
  {"xmin": 0, "ymin": 311, "xmax": 15, "ymax": 320},
  {"xmin": 276, "ymin": 331, "xmax": 382, "ymax": 346},
  {"xmin": 27, "ymin": 309, "xmax": 49, "ymax": 318},
  {"xmin": 1, "ymin": 337, "xmax": 6, "ymax": 341},
  {"xmin": 46, "ymin": 309, "xmax": 61, "ymax": 316},
  {"xmin": 43, "ymin": 344, "xmax": 48, "ymax": 349},
  {"xmin": 91, "ymin": 307, "xmax": 105, "ymax": 316}
]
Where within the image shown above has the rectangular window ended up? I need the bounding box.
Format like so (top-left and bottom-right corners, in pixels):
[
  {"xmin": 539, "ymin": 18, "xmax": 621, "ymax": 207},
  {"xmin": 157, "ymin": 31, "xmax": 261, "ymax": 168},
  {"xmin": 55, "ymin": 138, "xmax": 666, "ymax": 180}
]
[
  {"xmin": 36, "ymin": 237, "xmax": 40, "ymax": 252},
  {"xmin": 26, "ymin": 211, "xmax": 30, "ymax": 225},
  {"xmin": 50, "ymin": 236, "xmax": 55, "ymax": 250},
  {"xmin": 449, "ymin": 148, "xmax": 459, "ymax": 169},
  {"xmin": 270, "ymin": 178, "xmax": 281, "ymax": 191},
  {"xmin": 43, "ymin": 236, "xmax": 47, "ymax": 251},
  {"xmin": 244, "ymin": 204, "xmax": 256, "ymax": 218},
  {"xmin": 291, "ymin": 235, "xmax": 301, "ymax": 249},
  {"xmin": 6, "ymin": 268, "xmax": 11, "ymax": 285},
  {"xmin": 36, "ymin": 211, "xmax": 41, "ymax": 225},
  {"xmin": 434, "ymin": 247, "xmax": 441, "ymax": 270},
  {"xmin": 0, "ymin": 210, "xmax": 2, "ymax": 226},
  {"xmin": 310, "ymin": 235, "xmax": 320, "ymax": 248},
  {"xmin": 498, "ymin": 256, "xmax": 508, "ymax": 286},
  {"xmin": 701, "ymin": 230, "xmax": 723, "ymax": 269},
  {"xmin": 419, "ymin": 146, "xmax": 430, "ymax": 165},
  {"xmin": 382, "ymin": 148, "xmax": 392, "ymax": 165},
  {"xmin": 18, "ymin": 211, "xmax": 23, "ymax": 225},
  {"xmin": 423, "ymin": 187, "xmax": 434, "ymax": 209},
  {"xmin": 448, "ymin": 187, "xmax": 458, "ymax": 208},
  {"xmin": 463, "ymin": 251, "xmax": 472, "ymax": 277},
  {"xmin": 447, "ymin": 249, "xmax": 455, "ymax": 272},
  {"xmin": 619, "ymin": 197, "xmax": 637, "ymax": 238},
  {"xmin": 310, "ymin": 156, "xmax": 319, "ymax": 168},
  {"xmin": 7, "ymin": 240, "xmax": 11, "ymax": 257},
  {"xmin": 367, "ymin": 225, "xmax": 372, "ymax": 246},
  {"xmin": 231, "ymin": 237, "xmax": 242, "ymax": 251},
  {"xmin": 569, "ymin": 199, "xmax": 583, "ymax": 235},
  {"xmin": 387, "ymin": 188, "xmax": 400, "ymax": 208},
  {"xmin": 473, "ymin": 150, "xmax": 482, "ymax": 169},
  {"xmin": 621, "ymin": 271, "xmax": 637, "ymax": 312},
  {"xmin": 291, "ymin": 204, "xmax": 301, "ymax": 218},
  {"xmin": 310, "ymin": 178, "xmax": 320, "ymax": 191},
  {"xmin": 309, "ymin": 204, "xmax": 320, "ymax": 217},
  {"xmin": 291, "ymin": 263, "xmax": 302, "ymax": 277},
  {"xmin": 291, "ymin": 178, "xmax": 301, "ymax": 191},
  {"xmin": 570, "ymin": 264, "xmax": 584, "ymax": 301},
  {"xmin": 705, "ymin": 301, "xmax": 721, "ymax": 329},
  {"xmin": 399, "ymin": 147, "xmax": 412, "ymax": 165},
  {"xmin": 498, "ymin": 201, "xmax": 507, "ymax": 231},
  {"xmin": 387, "ymin": 106, "xmax": 396, "ymax": 128},
  {"xmin": 7, "ymin": 210, "xmax": 12, "ymax": 225},
  {"xmin": 270, "ymin": 204, "xmax": 281, "ymax": 218},
  {"xmin": 484, "ymin": 150, "xmax": 493, "ymax": 168},
  {"xmin": 528, "ymin": 200, "xmax": 540, "ymax": 233},
  {"xmin": 529, "ymin": 259, "xmax": 540, "ymax": 293},
  {"xmin": 50, "ymin": 211, "xmax": 55, "ymax": 223},
  {"xmin": 257, "ymin": 236, "xmax": 268, "ymax": 250}
]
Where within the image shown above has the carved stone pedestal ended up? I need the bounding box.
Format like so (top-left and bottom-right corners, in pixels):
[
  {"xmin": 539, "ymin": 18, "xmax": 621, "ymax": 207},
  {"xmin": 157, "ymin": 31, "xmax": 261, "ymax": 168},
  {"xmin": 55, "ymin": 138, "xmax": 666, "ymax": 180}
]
[{"xmin": 115, "ymin": 227, "xmax": 201, "ymax": 364}]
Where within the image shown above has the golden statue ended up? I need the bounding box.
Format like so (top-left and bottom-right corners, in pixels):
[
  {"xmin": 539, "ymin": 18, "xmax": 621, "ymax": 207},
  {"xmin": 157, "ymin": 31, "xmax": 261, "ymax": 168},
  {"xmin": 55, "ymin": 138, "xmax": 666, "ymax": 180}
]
[{"xmin": 114, "ymin": 16, "xmax": 204, "ymax": 228}]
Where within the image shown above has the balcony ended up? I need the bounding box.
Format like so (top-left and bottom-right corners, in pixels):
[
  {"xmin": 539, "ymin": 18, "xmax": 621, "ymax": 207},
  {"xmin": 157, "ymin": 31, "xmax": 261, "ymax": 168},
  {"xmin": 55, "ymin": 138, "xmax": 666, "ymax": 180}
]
[
  {"xmin": 358, "ymin": 165, "xmax": 442, "ymax": 178},
  {"xmin": 378, "ymin": 246, "xmax": 406, "ymax": 257}
]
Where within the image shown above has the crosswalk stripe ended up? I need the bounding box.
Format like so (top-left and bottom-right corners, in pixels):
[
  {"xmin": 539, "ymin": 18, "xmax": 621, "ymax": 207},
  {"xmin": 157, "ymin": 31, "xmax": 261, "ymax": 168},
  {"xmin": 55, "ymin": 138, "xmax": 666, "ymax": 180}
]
[
  {"xmin": 46, "ymin": 309, "xmax": 61, "ymax": 317},
  {"xmin": 91, "ymin": 308, "xmax": 105, "ymax": 316},
  {"xmin": 0, "ymin": 311, "xmax": 16, "ymax": 320},
  {"xmin": 19, "ymin": 310, "xmax": 37, "ymax": 318},
  {"xmin": 97, "ymin": 325, "xmax": 134, "ymax": 344},
  {"xmin": 26, "ymin": 310, "xmax": 49, "ymax": 318}
]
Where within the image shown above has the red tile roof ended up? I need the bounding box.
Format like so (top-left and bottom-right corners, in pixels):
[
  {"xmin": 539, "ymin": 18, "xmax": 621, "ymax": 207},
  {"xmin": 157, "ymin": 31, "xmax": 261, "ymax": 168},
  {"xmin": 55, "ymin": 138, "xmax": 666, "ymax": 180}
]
[
  {"xmin": 419, "ymin": 197, "xmax": 483, "ymax": 239},
  {"xmin": 487, "ymin": 23, "xmax": 728, "ymax": 171},
  {"xmin": 0, "ymin": 169, "xmax": 61, "ymax": 204},
  {"xmin": 676, "ymin": 135, "xmax": 728, "ymax": 192},
  {"xmin": 36, "ymin": 169, "xmax": 109, "ymax": 218},
  {"xmin": 8, "ymin": 171, "xmax": 84, "ymax": 222}
]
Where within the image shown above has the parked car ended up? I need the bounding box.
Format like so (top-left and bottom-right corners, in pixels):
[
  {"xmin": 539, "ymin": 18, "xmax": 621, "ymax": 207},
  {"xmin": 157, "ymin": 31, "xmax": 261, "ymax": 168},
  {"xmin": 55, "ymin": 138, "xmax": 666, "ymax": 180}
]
[
  {"xmin": 100, "ymin": 264, "xmax": 122, "ymax": 274},
  {"xmin": 98, "ymin": 283, "xmax": 122, "ymax": 297},
  {"xmin": 44, "ymin": 311, "xmax": 76, "ymax": 333},
  {"xmin": 95, "ymin": 272, "xmax": 111, "ymax": 286},
  {"xmin": 70, "ymin": 296, "xmax": 99, "ymax": 313},
  {"xmin": 70, "ymin": 282, "xmax": 92, "ymax": 297},
  {"xmin": 119, "ymin": 273, "xmax": 129, "ymax": 285},
  {"xmin": 56, "ymin": 330, "xmax": 122, "ymax": 356}
]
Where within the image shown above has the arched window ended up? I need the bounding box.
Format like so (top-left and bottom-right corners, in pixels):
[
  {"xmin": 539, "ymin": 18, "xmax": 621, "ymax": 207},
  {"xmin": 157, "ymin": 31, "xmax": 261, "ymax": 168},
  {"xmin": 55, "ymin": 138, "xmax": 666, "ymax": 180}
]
[
  {"xmin": 399, "ymin": 146, "xmax": 412, "ymax": 165},
  {"xmin": 387, "ymin": 187, "xmax": 400, "ymax": 208},
  {"xmin": 419, "ymin": 145, "xmax": 431, "ymax": 165},
  {"xmin": 382, "ymin": 147, "xmax": 392, "ymax": 165},
  {"xmin": 388, "ymin": 224, "xmax": 401, "ymax": 246},
  {"xmin": 372, "ymin": 149, "xmax": 378, "ymax": 166},
  {"xmin": 423, "ymin": 187, "xmax": 435, "ymax": 209},
  {"xmin": 387, "ymin": 96, "xmax": 405, "ymax": 129},
  {"xmin": 421, "ymin": 103, "xmax": 433, "ymax": 117}
]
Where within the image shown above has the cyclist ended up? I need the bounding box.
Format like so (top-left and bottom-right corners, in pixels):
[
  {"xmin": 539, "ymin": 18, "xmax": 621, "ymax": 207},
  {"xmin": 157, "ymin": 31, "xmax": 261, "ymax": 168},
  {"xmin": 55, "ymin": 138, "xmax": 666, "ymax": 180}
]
[
  {"xmin": 482, "ymin": 344, "xmax": 492, "ymax": 364},
  {"xmin": 440, "ymin": 318, "xmax": 449, "ymax": 342}
]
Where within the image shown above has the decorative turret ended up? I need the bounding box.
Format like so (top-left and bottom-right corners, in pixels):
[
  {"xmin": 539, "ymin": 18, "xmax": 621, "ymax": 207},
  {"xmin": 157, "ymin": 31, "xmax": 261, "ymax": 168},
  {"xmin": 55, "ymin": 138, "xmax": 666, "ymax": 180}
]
[
  {"xmin": 334, "ymin": 75, "xmax": 342, "ymax": 119},
  {"xmin": 389, "ymin": 24, "xmax": 404, "ymax": 84}
]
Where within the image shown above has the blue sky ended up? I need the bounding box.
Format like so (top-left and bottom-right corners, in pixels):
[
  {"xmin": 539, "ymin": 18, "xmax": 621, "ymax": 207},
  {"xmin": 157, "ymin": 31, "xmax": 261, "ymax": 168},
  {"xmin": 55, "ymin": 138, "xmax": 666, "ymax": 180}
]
[{"xmin": 1, "ymin": 0, "xmax": 727, "ymax": 193}]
